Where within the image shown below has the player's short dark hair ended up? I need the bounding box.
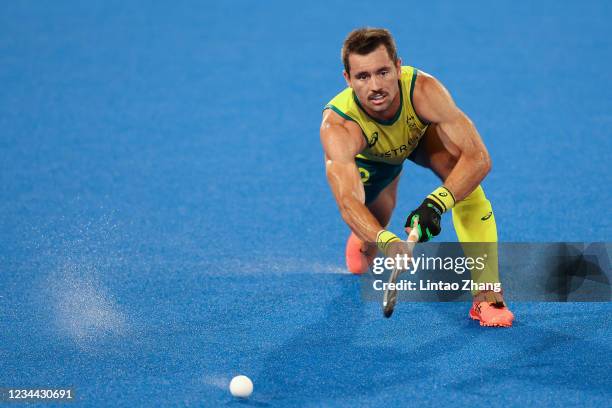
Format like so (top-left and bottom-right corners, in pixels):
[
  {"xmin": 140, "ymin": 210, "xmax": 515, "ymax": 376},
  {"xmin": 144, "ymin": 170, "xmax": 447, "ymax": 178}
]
[{"xmin": 341, "ymin": 27, "xmax": 398, "ymax": 76}]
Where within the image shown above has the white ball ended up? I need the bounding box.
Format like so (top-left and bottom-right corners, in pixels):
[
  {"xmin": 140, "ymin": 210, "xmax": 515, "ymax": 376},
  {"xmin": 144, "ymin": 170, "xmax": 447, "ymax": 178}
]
[{"xmin": 229, "ymin": 375, "xmax": 253, "ymax": 398}]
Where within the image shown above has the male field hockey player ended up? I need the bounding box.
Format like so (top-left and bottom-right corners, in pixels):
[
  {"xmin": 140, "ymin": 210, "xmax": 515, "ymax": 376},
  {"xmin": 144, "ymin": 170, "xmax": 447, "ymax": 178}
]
[{"xmin": 320, "ymin": 28, "xmax": 514, "ymax": 327}]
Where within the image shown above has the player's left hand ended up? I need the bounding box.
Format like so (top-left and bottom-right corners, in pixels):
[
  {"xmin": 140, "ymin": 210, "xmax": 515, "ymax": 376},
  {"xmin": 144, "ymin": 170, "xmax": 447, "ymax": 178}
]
[{"xmin": 404, "ymin": 198, "xmax": 443, "ymax": 242}]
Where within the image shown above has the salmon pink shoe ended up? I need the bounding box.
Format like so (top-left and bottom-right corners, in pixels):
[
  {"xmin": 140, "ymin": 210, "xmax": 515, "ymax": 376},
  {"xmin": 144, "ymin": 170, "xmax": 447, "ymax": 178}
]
[
  {"xmin": 345, "ymin": 232, "xmax": 374, "ymax": 275},
  {"xmin": 469, "ymin": 291, "xmax": 514, "ymax": 327}
]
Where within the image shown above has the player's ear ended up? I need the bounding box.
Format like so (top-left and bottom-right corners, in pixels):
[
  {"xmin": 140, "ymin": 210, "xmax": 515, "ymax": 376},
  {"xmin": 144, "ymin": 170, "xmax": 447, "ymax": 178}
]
[
  {"xmin": 343, "ymin": 70, "xmax": 351, "ymax": 87},
  {"xmin": 396, "ymin": 57, "xmax": 402, "ymax": 73}
]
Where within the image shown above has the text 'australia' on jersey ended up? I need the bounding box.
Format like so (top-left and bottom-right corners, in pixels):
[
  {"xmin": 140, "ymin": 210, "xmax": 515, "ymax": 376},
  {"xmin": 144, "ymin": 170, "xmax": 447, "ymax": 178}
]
[{"xmin": 324, "ymin": 66, "xmax": 429, "ymax": 166}]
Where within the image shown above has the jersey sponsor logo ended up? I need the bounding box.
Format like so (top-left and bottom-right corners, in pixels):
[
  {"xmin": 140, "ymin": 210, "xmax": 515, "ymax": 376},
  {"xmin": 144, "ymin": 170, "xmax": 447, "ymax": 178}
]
[
  {"xmin": 439, "ymin": 192, "xmax": 448, "ymax": 197},
  {"xmin": 481, "ymin": 211, "xmax": 493, "ymax": 221}
]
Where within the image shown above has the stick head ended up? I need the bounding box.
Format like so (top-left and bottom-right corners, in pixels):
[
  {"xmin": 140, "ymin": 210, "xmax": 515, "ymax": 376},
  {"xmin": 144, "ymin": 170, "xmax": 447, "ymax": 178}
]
[{"xmin": 382, "ymin": 231, "xmax": 418, "ymax": 318}]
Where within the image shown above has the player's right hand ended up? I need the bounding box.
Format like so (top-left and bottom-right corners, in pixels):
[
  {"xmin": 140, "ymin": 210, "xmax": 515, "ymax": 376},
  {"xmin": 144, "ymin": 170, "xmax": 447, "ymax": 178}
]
[
  {"xmin": 384, "ymin": 240, "xmax": 414, "ymax": 272},
  {"xmin": 376, "ymin": 230, "xmax": 402, "ymax": 257},
  {"xmin": 376, "ymin": 229, "xmax": 418, "ymax": 272}
]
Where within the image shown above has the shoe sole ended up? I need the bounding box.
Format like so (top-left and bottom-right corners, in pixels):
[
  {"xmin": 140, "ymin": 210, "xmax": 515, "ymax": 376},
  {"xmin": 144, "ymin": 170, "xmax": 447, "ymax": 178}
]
[{"xmin": 469, "ymin": 309, "xmax": 513, "ymax": 327}]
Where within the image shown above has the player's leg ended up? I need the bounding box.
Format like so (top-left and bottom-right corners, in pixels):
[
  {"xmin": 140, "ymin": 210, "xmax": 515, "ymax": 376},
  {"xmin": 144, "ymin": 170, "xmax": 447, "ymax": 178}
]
[
  {"xmin": 410, "ymin": 125, "xmax": 513, "ymax": 326},
  {"xmin": 409, "ymin": 125, "xmax": 499, "ymax": 281},
  {"xmin": 367, "ymin": 172, "xmax": 400, "ymax": 228}
]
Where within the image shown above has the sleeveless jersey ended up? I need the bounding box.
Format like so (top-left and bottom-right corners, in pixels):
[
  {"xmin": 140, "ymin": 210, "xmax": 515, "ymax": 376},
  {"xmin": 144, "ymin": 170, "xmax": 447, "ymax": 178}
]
[{"xmin": 324, "ymin": 66, "xmax": 428, "ymax": 165}]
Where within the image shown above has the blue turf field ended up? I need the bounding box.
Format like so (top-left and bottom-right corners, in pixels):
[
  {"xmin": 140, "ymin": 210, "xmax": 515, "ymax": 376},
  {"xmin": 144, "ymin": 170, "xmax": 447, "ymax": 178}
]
[{"xmin": 1, "ymin": 1, "xmax": 611, "ymax": 406}]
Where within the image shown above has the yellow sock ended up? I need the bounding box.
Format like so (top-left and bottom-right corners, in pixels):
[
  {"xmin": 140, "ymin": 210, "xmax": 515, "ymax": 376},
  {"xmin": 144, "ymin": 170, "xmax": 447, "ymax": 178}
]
[{"xmin": 451, "ymin": 185, "xmax": 501, "ymax": 294}]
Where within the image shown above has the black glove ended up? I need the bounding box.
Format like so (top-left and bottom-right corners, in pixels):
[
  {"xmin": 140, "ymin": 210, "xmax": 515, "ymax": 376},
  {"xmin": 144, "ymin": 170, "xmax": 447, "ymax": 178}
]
[{"xmin": 404, "ymin": 198, "xmax": 443, "ymax": 242}]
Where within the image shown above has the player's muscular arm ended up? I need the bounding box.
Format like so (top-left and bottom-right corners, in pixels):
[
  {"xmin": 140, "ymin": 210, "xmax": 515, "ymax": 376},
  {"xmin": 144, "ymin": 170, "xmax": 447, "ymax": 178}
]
[
  {"xmin": 412, "ymin": 73, "xmax": 492, "ymax": 201},
  {"xmin": 320, "ymin": 110, "xmax": 382, "ymax": 243}
]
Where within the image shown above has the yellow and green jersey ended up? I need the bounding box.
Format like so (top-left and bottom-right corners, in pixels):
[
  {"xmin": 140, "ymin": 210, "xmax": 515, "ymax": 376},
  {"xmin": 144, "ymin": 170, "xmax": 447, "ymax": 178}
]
[{"xmin": 324, "ymin": 66, "xmax": 428, "ymax": 166}]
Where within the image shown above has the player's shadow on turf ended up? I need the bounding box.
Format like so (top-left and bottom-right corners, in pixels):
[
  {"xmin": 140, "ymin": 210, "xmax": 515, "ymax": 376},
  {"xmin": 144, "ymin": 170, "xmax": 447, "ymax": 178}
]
[
  {"xmin": 255, "ymin": 279, "xmax": 460, "ymax": 403},
  {"xmin": 545, "ymin": 243, "xmax": 611, "ymax": 301},
  {"xmin": 445, "ymin": 321, "xmax": 612, "ymax": 396}
]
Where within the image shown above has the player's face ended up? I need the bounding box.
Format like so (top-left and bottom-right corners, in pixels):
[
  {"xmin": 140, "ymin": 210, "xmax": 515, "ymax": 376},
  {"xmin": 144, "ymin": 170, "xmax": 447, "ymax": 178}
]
[{"xmin": 344, "ymin": 45, "xmax": 402, "ymax": 118}]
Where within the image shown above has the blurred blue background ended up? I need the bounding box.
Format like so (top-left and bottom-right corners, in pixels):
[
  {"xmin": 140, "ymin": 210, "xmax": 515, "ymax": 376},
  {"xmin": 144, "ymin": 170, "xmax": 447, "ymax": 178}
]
[{"xmin": 1, "ymin": 1, "xmax": 610, "ymax": 406}]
